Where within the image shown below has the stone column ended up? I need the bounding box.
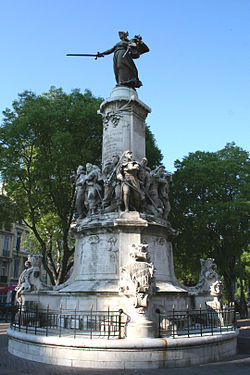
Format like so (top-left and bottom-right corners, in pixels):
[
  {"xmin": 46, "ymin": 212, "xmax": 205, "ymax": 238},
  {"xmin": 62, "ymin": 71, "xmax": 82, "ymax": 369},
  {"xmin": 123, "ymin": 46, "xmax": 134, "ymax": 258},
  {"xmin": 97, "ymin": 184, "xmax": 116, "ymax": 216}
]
[{"xmin": 99, "ymin": 87, "xmax": 151, "ymax": 168}]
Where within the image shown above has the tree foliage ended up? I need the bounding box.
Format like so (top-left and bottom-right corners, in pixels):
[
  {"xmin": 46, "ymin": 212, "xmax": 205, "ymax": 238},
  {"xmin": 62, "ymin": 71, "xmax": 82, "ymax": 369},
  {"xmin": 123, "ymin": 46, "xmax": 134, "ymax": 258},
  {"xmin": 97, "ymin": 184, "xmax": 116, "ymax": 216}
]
[
  {"xmin": 235, "ymin": 250, "xmax": 250, "ymax": 300},
  {"xmin": 0, "ymin": 193, "xmax": 17, "ymax": 228},
  {"xmin": 145, "ymin": 125, "xmax": 163, "ymax": 169},
  {"xmin": 169, "ymin": 143, "xmax": 250, "ymax": 301},
  {"xmin": 0, "ymin": 87, "xmax": 103, "ymax": 284},
  {"xmin": 0, "ymin": 87, "xmax": 162, "ymax": 285}
]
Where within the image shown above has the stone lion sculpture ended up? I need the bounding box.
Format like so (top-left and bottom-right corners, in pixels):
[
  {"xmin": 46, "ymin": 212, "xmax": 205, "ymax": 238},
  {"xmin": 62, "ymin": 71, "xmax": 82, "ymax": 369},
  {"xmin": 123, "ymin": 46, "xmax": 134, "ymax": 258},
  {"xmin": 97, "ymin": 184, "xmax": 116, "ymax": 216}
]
[
  {"xmin": 15, "ymin": 254, "xmax": 50, "ymax": 304},
  {"xmin": 185, "ymin": 258, "xmax": 221, "ymax": 296}
]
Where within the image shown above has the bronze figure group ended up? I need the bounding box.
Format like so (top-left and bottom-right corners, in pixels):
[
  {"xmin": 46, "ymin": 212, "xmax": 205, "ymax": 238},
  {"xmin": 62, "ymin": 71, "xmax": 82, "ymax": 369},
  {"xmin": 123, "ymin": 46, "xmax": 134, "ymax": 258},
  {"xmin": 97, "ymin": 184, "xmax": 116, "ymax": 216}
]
[{"xmin": 74, "ymin": 151, "xmax": 171, "ymax": 220}]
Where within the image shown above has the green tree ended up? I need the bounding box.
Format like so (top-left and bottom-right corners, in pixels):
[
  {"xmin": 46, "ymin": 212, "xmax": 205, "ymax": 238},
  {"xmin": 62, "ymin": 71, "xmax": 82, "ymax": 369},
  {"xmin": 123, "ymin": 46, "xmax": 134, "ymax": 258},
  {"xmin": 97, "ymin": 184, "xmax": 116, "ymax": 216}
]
[
  {"xmin": 0, "ymin": 193, "xmax": 16, "ymax": 228},
  {"xmin": 145, "ymin": 126, "xmax": 163, "ymax": 169},
  {"xmin": 0, "ymin": 87, "xmax": 103, "ymax": 285},
  {"xmin": 235, "ymin": 249, "xmax": 250, "ymax": 302},
  {"xmin": 169, "ymin": 143, "xmax": 250, "ymax": 301},
  {"xmin": 240, "ymin": 250, "xmax": 250, "ymax": 299},
  {"xmin": 0, "ymin": 87, "xmax": 162, "ymax": 285}
]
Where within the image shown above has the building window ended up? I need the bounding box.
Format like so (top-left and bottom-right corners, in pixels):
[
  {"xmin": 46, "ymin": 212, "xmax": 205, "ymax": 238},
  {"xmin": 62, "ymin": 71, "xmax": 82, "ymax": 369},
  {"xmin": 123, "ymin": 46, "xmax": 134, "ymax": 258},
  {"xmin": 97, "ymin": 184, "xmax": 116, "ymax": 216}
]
[
  {"xmin": 0, "ymin": 263, "xmax": 7, "ymax": 283},
  {"xmin": 13, "ymin": 258, "xmax": 20, "ymax": 279},
  {"xmin": 0, "ymin": 293, "xmax": 7, "ymax": 304},
  {"xmin": 3, "ymin": 236, "xmax": 10, "ymax": 256},
  {"xmin": 16, "ymin": 232, "xmax": 22, "ymax": 252},
  {"xmin": 1, "ymin": 262, "xmax": 7, "ymax": 276}
]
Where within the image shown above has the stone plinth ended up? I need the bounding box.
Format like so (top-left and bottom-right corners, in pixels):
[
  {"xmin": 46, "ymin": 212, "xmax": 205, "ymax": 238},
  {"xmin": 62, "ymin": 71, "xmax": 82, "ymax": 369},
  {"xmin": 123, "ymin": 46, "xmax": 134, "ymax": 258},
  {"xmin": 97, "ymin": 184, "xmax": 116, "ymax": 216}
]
[
  {"xmin": 8, "ymin": 328, "xmax": 238, "ymax": 369},
  {"xmin": 99, "ymin": 87, "xmax": 151, "ymax": 167},
  {"xmin": 22, "ymin": 212, "xmax": 187, "ymax": 330}
]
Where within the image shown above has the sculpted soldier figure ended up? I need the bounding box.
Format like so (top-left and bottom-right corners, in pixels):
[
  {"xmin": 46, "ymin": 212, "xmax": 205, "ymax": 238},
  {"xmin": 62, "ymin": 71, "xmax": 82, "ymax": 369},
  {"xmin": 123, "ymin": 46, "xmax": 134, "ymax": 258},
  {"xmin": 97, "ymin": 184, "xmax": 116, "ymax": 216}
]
[
  {"xmin": 148, "ymin": 166, "xmax": 166, "ymax": 215},
  {"xmin": 117, "ymin": 151, "xmax": 143, "ymax": 212},
  {"xmin": 84, "ymin": 163, "xmax": 103, "ymax": 215},
  {"xmin": 148, "ymin": 166, "xmax": 172, "ymax": 219},
  {"xmin": 138, "ymin": 157, "xmax": 151, "ymax": 192},
  {"xmin": 102, "ymin": 154, "xmax": 121, "ymax": 211},
  {"xmin": 137, "ymin": 157, "xmax": 152, "ymax": 212},
  {"xmin": 158, "ymin": 171, "xmax": 172, "ymax": 220},
  {"xmin": 75, "ymin": 165, "xmax": 86, "ymax": 219}
]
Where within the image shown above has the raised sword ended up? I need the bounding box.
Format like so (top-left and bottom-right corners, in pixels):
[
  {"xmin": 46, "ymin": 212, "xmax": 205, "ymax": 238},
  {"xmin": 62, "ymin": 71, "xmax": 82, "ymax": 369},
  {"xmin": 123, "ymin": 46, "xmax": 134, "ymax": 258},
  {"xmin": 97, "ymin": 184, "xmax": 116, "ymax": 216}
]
[{"xmin": 66, "ymin": 53, "xmax": 104, "ymax": 60}]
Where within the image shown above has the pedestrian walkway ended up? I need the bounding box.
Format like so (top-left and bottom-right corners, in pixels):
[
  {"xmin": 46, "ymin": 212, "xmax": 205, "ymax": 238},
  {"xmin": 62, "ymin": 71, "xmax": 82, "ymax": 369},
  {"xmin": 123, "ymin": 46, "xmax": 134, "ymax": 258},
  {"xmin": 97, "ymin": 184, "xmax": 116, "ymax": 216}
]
[{"xmin": 0, "ymin": 318, "xmax": 249, "ymax": 375}]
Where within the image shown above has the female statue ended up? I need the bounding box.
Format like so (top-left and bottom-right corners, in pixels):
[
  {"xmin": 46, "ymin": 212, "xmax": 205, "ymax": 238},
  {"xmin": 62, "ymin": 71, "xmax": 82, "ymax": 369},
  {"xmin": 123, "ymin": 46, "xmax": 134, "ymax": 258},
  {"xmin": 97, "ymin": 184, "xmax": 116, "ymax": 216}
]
[{"xmin": 98, "ymin": 31, "xmax": 149, "ymax": 89}]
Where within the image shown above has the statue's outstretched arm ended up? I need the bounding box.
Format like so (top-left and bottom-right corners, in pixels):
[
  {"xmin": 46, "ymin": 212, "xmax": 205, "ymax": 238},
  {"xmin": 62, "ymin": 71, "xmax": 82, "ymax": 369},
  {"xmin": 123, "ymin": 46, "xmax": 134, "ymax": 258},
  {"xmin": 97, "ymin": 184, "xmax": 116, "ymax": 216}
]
[{"xmin": 99, "ymin": 46, "xmax": 115, "ymax": 56}]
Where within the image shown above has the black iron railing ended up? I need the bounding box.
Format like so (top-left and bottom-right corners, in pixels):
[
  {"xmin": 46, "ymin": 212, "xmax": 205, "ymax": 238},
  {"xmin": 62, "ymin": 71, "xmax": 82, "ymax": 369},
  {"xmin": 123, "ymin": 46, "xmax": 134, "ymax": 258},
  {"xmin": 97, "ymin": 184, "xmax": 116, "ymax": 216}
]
[
  {"xmin": 11, "ymin": 305, "xmax": 130, "ymax": 339},
  {"xmin": 0, "ymin": 304, "xmax": 18, "ymax": 322},
  {"xmin": 157, "ymin": 306, "xmax": 237, "ymax": 338}
]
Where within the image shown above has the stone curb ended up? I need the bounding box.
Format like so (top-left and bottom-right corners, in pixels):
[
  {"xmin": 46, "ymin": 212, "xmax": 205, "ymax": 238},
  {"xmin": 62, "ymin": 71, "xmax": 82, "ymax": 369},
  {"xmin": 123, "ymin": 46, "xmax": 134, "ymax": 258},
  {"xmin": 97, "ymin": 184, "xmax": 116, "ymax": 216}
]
[{"xmin": 7, "ymin": 327, "xmax": 238, "ymax": 349}]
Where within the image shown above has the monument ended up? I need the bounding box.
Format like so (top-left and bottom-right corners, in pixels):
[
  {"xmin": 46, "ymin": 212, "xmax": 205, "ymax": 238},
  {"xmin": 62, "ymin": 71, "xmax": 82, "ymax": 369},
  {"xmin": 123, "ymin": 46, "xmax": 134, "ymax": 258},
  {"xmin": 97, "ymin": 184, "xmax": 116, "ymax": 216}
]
[{"xmin": 8, "ymin": 31, "xmax": 237, "ymax": 369}]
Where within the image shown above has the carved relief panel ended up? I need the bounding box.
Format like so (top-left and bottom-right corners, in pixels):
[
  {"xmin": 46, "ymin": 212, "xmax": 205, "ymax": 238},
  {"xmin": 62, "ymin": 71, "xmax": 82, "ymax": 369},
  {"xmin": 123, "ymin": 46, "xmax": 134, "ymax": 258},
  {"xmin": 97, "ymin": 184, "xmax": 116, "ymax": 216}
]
[{"xmin": 78, "ymin": 233, "xmax": 119, "ymax": 279}]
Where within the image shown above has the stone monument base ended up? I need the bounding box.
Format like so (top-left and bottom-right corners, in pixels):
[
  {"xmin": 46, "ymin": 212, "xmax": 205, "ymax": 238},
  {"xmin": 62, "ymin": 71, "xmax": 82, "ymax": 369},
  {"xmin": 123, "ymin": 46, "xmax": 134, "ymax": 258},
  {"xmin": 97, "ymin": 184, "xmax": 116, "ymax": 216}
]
[{"xmin": 8, "ymin": 328, "xmax": 238, "ymax": 369}]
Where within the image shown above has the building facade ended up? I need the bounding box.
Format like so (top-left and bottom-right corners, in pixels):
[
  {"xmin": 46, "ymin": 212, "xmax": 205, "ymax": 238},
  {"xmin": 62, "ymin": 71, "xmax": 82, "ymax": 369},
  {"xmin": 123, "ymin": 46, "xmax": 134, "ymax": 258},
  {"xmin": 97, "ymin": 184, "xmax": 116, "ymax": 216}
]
[{"xmin": 0, "ymin": 222, "xmax": 29, "ymax": 305}]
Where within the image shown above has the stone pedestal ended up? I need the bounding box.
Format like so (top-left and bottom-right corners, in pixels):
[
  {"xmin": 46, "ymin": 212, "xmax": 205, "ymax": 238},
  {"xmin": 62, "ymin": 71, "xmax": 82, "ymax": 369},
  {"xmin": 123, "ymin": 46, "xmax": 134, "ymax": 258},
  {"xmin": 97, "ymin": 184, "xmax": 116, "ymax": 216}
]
[
  {"xmin": 99, "ymin": 87, "xmax": 151, "ymax": 166},
  {"xmin": 126, "ymin": 315, "xmax": 155, "ymax": 338},
  {"xmin": 27, "ymin": 211, "xmax": 187, "ymax": 327},
  {"xmin": 17, "ymin": 87, "xmax": 188, "ymax": 329}
]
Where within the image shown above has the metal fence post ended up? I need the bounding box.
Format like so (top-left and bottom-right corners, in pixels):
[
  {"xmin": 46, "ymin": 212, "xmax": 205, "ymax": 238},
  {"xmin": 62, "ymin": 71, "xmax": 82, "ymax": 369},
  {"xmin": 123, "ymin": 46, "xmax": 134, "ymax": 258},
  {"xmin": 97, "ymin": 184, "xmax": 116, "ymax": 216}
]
[
  {"xmin": 25, "ymin": 306, "xmax": 28, "ymax": 334},
  {"xmin": 211, "ymin": 308, "xmax": 213, "ymax": 336},
  {"xmin": 118, "ymin": 309, "xmax": 122, "ymax": 339},
  {"xmin": 108, "ymin": 306, "xmax": 110, "ymax": 339},
  {"xmin": 59, "ymin": 304, "xmax": 62, "ymax": 337},
  {"xmin": 35, "ymin": 304, "xmax": 38, "ymax": 335},
  {"xmin": 90, "ymin": 306, "xmax": 93, "ymax": 339},
  {"xmin": 219, "ymin": 307, "xmax": 222, "ymax": 333},
  {"xmin": 156, "ymin": 310, "xmax": 161, "ymax": 338},
  {"xmin": 46, "ymin": 304, "xmax": 49, "ymax": 336},
  {"xmin": 233, "ymin": 305, "xmax": 237, "ymax": 329},
  {"xmin": 74, "ymin": 305, "xmax": 77, "ymax": 338},
  {"xmin": 18, "ymin": 303, "xmax": 22, "ymax": 332},
  {"xmin": 200, "ymin": 305, "xmax": 202, "ymax": 337},
  {"xmin": 187, "ymin": 305, "xmax": 190, "ymax": 338},
  {"xmin": 172, "ymin": 305, "xmax": 175, "ymax": 338}
]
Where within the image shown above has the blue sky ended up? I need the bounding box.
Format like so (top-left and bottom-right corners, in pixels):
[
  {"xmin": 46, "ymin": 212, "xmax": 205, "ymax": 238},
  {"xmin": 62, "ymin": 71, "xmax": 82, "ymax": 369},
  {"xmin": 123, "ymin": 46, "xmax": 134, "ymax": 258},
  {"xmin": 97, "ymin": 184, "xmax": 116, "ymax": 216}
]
[{"xmin": 0, "ymin": 0, "xmax": 249, "ymax": 171}]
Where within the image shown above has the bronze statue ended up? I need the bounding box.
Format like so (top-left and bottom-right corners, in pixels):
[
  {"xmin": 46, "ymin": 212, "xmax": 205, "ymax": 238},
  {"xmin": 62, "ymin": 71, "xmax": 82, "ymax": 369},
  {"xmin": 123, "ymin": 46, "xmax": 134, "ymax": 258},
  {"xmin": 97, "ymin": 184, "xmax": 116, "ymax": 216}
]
[
  {"xmin": 117, "ymin": 151, "xmax": 143, "ymax": 212},
  {"xmin": 102, "ymin": 155, "xmax": 121, "ymax": 211},
  {"xmin": 75, "ymin": 165, "xmax": 87, "ymax": 219},
  {"xmin": 98, "ymin": 32, "xmax": 149, "ymax": 89},
  {"xmin": 148, "ymin": 166, "xmax": 172, "ymax": 219},
  {"xmin": 84, "ymin": 163, "xmax": 103, "ymax": 215},
  {"xmin": 67, "ymin": 31, "xmax": 149, "ymax": 90}
]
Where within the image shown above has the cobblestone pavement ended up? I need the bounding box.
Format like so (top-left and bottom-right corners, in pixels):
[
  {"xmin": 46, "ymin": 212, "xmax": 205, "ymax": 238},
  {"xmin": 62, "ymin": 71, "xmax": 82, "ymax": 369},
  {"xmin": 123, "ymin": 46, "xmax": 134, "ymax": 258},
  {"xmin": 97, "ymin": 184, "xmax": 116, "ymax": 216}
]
[{"xmin": 0, "ymin": 319, "xmax": 249, "ymax": 375}]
